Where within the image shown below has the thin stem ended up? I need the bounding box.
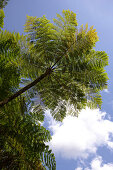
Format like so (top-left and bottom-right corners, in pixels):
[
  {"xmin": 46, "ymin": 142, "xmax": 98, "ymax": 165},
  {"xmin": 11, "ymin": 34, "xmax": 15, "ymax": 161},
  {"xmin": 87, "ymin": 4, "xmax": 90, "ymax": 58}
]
[{"xmin": 0, "ymin": 68, "xmax": 53, "ymax": 107}]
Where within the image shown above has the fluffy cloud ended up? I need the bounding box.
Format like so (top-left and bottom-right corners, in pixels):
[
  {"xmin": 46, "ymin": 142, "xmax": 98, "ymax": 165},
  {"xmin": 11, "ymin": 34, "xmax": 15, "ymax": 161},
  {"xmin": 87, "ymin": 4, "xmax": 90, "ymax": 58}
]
[
  {"xmin": 46, "ymin": 108, "xmax": 113, "ymax": 160},
  {"xmin": 77, "ymin": 156, "xmax": 113, "ymax": 170},
  {"xmin": 90, "ymin": 156, "xmax": 113, "ymax": 170}
]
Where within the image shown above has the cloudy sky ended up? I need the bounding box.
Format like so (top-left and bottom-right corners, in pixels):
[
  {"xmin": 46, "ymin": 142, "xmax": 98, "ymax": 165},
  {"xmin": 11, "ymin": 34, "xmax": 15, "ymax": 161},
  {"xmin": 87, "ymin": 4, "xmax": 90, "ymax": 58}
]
[{"xmin": 4, "ymin": 0, "xmax": 113, "ymax": 169}]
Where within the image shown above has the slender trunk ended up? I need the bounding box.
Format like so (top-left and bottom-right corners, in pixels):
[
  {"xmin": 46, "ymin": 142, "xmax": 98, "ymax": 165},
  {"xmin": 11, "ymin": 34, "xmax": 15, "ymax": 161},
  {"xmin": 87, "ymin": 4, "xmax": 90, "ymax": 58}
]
[{"xmin": 0, "ymin": 67, "xmax": 52, "ymax": 107}]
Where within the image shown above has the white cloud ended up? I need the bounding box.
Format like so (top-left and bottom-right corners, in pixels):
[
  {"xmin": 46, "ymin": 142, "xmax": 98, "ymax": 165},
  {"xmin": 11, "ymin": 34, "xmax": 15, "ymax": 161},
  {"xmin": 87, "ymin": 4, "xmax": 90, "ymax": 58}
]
[
  {"xmin": 46, "ymin": 108, "xmax": 113, "ymax": 160},
  {"xmin": 90, "ymin": 156, "xmax": 113, "ymax": 170},
  {"xmin": 78, "ymin": 156, "xmax": 113, "ymax": 170}
]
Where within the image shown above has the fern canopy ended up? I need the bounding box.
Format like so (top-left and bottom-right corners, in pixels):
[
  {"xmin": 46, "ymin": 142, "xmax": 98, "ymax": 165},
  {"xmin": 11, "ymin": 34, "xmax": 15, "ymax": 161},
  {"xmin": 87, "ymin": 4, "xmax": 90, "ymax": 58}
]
[{"xmin": 23, "ymin": 10, "xmax": 108, "ymax": 120}]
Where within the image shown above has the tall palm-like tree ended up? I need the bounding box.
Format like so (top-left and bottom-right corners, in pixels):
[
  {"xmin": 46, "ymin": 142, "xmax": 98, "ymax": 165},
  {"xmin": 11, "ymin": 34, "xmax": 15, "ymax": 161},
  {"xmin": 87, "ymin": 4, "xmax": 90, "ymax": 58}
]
[{"xmin": 0, "ymin": 10, "xmax": 108, "ymax": 120}]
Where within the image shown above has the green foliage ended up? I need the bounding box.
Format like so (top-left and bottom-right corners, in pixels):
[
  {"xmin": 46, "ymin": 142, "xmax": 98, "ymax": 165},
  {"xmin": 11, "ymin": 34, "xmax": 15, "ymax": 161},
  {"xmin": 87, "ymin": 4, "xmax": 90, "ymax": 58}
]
[
  {"xmin": 23, "ymin": 10, "xmax": 108, "ymax": 120},
  {"xmin": 0, "ymin": 9, "xmax": 5, "ymax": 30},
  {"xmin": 0, "ymin": 10, "xmax": 56, "ymax": 170},
  {"xmin": 0, "ymin": 30, "xmax": 22, "ymax": 100},
  {"xmin": 0, "ymin": 0, "xmax": 9, "ymax": 9},
  {"xmin": 0, "ymin": 99, "xmax": 56, "ymax": 170},
  {"xmin": 0, "ymin": 9, "xmax": 27, "ymax": 101},
  {"xmin": 0, "ymin": 9, "xmax": 109, "ymax": 169}
]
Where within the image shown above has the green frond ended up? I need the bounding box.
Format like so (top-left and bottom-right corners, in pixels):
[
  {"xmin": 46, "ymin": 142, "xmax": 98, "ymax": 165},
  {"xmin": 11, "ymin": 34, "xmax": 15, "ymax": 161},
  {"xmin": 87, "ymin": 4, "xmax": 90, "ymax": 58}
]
[
  {"xmin": 0, "ymin": 9, "xmax": 4, "ymax": 30},
  {"xmin": 0, "ymin": 98, "xmax": 55, "ymax": 169}
]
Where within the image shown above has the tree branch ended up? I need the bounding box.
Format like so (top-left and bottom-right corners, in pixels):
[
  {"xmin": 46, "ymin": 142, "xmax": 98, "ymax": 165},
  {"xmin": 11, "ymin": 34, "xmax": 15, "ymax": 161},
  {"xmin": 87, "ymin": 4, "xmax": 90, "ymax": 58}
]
[
  {"xmin": 0, "ymin": 67, "xmax": 53, "ymax": 107},
  {"xmin": 0, "ymin": 41, "xmax": 71, "ymax": 107}
]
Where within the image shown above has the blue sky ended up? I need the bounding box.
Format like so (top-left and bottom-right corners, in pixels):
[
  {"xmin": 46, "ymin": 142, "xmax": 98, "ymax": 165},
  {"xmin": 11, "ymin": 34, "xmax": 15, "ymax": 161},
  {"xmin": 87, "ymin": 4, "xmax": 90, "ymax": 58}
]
[{"xmin": 4, "ymin": 0, "xmax": 113, "ymax": 169}]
